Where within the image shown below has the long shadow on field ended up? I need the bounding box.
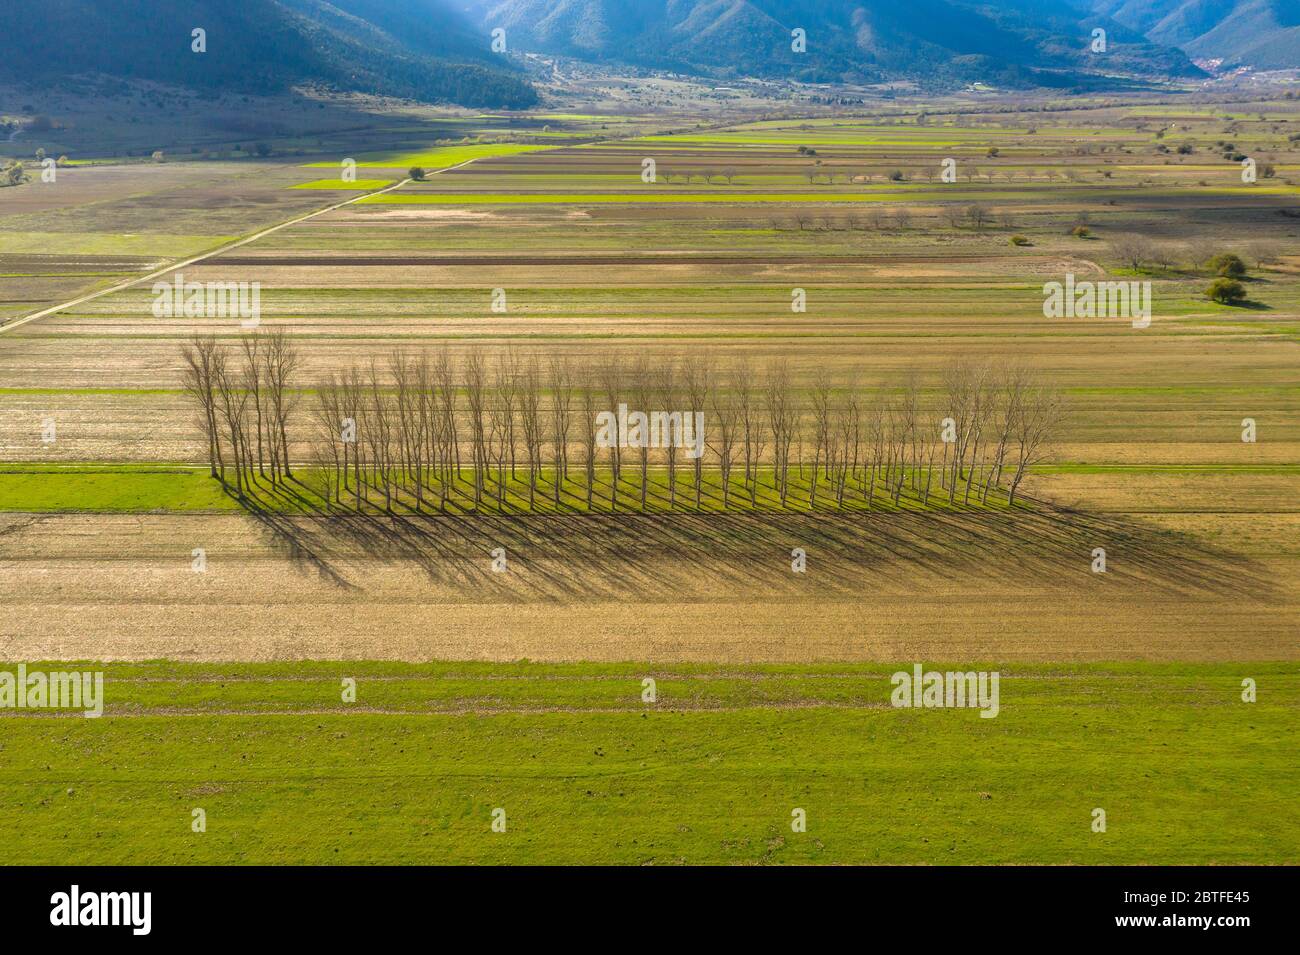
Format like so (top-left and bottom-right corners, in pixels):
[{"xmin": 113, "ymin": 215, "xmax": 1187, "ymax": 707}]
[{"xmin": 229, "ymin": 485, "xmax": 1273, "ymax": 604}]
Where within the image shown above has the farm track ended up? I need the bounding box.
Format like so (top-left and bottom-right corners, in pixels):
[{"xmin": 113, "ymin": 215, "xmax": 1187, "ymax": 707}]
[
  {"xmin": 0, "ymin": 167, "xmax": 474, "ymax": 335},
  {"xmin": 208, "ymin": 252, "xmax": 1103, "ymax": 268}
]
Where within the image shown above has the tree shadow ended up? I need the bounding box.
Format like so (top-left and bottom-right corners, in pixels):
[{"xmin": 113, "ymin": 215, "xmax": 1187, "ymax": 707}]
[{"xmin": 225, "ymin": 484, "xmax": 1275, "ymax": 605}]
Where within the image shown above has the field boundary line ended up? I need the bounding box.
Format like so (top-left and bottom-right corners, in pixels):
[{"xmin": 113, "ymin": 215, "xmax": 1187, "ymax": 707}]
[{"xmin": 0, "ymin": 162, "xmax": 470, "ymax": 335}]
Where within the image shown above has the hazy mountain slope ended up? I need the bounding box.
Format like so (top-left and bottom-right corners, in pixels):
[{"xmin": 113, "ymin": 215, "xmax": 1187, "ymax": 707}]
[
  {"xmin": 1093, "ymin": 0, "xmax": 1300, "ymax": 68},
  {"xmin": 0, "ymin": 0, "xmax": 538, "ymax": 108},
  {"xmin": 472, "ymin": 0, "xmax": 1202, "ymax": 85}
]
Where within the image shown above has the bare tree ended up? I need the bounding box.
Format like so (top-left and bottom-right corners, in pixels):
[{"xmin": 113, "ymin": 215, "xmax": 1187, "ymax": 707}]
[
  {"xmin": 625, "ymin": 354, "xmax": 652, "ymax": 509},
  {"xmin": 548, "ymin": 355, "xmax": 573, "ymax": 506},
  {"xmin": 655, "ymin": 356, "xmax": 679, "ymax": 508},
  {"xmin": 681, "ymin": 352, "xmax": 711, "ymax": 509},
  {"xmin": 519, "ymin": 353, "xmax": 543, "ymax": 509},
  {"xmin": 599, "ymin": 354, "xmax": 624, "ymax": 510},
  {"xmin": 809, "ymin": 368, "xmax": 832, "ymax": 508},
  {"xmin": 736, "ymin": 357, "xmax": 764, "ymax": 505},
  {"xmin": 240, "ymin": 331, "xmax": 267, "ymax": 479},
  {"xmin": 464, "ymin": 349, "xmax": 488, "ymax": 509},
  {"xmin": 708, "ymin": 363, "xmax": 740, "ymax": 509},
  {"xmin": 179, "ymin": 333, "xmax": 224, "ymax": 479},
  {"xmin": 1109, "ymin": 233, "xmax": 1147, "ymax": 272},
  {"xmin": 580, "ymin": 374, "xmax": 600, "ymax": 509},
  {"xmin": 764, "ymin": 359, "xmax": 795, "ymax": 505},
  {"xmin": 214, "ymin": 354, "xmax": 250, "ymax": 496},
  {"xmin": 264, "ymin": 329, "xmax": 300, "ymax": 481},
  {"xmin": 1007, "ymin": 381, "xmax": 1065, "ymax": 506}
]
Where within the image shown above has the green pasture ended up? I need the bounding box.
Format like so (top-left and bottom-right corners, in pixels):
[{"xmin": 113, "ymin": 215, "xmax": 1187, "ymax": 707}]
[
  {"xmin": 0, "ymin": 661, "xmax": 1293, "ymax": 864},
  {"xmin": 304, "ymin": 143, "xmax": 553, "ymax": 171}
]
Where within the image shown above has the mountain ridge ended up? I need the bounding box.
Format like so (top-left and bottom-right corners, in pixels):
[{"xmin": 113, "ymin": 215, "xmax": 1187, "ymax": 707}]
[
  {"xmin": 0, "ymin": 0, "xmax": 539, "ymax": 109},
  {"xmin": 470, "ymin": 0, "xmax": 1207, "ymax": 87}
]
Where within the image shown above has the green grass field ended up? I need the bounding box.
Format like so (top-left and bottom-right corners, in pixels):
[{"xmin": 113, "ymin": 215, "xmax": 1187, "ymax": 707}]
[
  {"xmin": 292, "ymin": 179, "xmax": 395, "ymax": 191},
  {"xmin": 305, "ymin": 143, "xmax": 553, "ymax": 170},
  {"xmin": 0, "ymin": 463, "xmax": 1023, "ymax": 514},
  {"xmin": 1, "ymin": 661, "xmax": 1292, "ymax": 864}
]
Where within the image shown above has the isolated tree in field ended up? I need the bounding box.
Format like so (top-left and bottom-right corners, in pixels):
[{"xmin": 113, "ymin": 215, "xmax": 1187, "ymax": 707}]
[
  {"xmin": 1109, "ymin": 233, "xmax": 1148, "ymax": 272},
  {"xmin": 1149, "ymin": 242, "xmax": 1180, "ymax": 272},
  {"xmin": 1246, "ymin": 240, "xmax": 1283, "ymax": 269},
  {"xmin": 1183, "ymin": 239, "xmax": 1216, "ymax": 273},
  {"xmin": 408, "ymin": 167, "xmax": 425, "ymax": 181},
  {"xmin": 1206, "ymin": 278, "xmax": 1247, "ymax": 304},
  {"xmin": 965, "ymin": 204, "xmax": 989, "ymax": 230},
  {"xmin": 1208, "ymin": 252, "xmax": 1246, "ymax": 279}
]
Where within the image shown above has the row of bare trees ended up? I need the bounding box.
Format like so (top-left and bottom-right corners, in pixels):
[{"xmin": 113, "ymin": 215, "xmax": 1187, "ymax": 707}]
[
  {"xmin": 180, "ymin": 334, "xmax": 1063, "ymax": 513},
  {"xmin": 180, "ymin": 330, "xmax": 300, "ymax": 496}
]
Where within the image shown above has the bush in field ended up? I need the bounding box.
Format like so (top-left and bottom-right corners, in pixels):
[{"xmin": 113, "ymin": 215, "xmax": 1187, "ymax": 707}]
[
  {"xmin": 1009, "ymin": 234, "xmax": 1030, "ymax": 246},
  {"xmin": 1070, "ymin": 225, "xmax": 1090, "ymax": 238},
  {"xmin": 1208, "ymin": 253, "xmax": 1246, "ymax": 278},
  {"xmin": 1206, "ymin": 278, "xmax": 1246, "ymax": 305},
  {"xmin": 408, "ymin": 166, "xmax": 426, "ymax": 181}
]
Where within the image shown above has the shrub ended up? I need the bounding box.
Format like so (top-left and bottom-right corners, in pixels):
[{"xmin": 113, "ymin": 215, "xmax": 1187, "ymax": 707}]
[
  {"xmin": 1206, "ymin": 278, "xmax": 1246, "ymax": 304},
  {"xmin": 1009, "ymin": 234, "xmax": 1030, "ymax": 246},
  {"xmin": 1071, "ymin": 225, "xmax": 1090, "ymax": 238},
  {"xmin": 1208, "ymin": 253, "xmax": 1246, "ymax": 278},
  {"xmin": 408, "ymin": 166, "xmax": 426, "ymax": 181}
]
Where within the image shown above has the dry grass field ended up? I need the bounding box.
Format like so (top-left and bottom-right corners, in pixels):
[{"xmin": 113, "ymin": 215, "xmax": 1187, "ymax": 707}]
[{"xmin": 3, "ymin": 99, "xmax": 1298, "ymax": 664}]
